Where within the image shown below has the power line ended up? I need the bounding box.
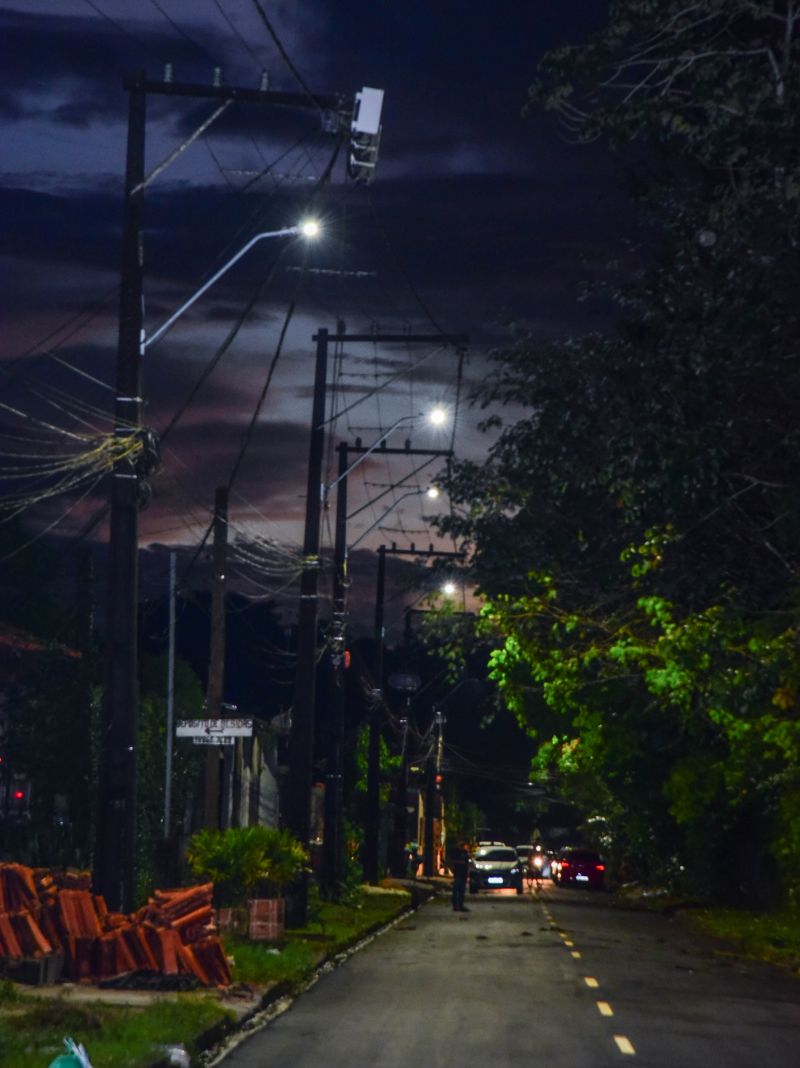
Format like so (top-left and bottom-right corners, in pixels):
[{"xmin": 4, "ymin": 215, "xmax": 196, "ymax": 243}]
[
  {"xmin": 148, "ymin": 0, "xmax": 218, "ymax": 65},
  {"xmin": 248, "ymin": 0, "xmax": 323, "ymax": 111},
  {"xmin": 82, "ymin": 0, "xmax": 170, "ymax": 62},
  {"xmin": 211, "ymin": 0, "xmax": 265, "ymax": 72}
]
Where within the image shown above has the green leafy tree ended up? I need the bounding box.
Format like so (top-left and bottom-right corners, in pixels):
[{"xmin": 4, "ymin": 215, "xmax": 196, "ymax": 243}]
[{"xmin": 439, "ymin": 1, "xmax": 800, "ymax": 901}]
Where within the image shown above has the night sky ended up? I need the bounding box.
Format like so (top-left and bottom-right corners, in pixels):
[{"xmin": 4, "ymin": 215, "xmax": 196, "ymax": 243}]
[{"xmin": 0, "ymin": 1, "xmax": 621, "ymax": 640}]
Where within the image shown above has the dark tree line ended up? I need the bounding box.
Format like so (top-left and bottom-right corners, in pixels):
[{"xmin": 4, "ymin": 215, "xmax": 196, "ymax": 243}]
[{"xmin": 441, "ymin": 1, "xmax": 800, "ymax": 902}]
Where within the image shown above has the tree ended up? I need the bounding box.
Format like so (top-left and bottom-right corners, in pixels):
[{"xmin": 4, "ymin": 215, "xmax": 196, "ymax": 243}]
[{"xmin": 440, "ymin": 1, "xmax": 800, "ymax": 901}]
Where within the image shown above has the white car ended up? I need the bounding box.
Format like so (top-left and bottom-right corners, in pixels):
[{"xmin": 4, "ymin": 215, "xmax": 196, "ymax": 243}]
[{"xmin": 469, "ymin": 845, "xmax": 524, "ymax": 894}]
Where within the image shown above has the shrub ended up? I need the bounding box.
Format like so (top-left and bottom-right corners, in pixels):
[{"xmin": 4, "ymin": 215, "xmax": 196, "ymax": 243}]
[{"xmin": 186, "ymin": 826, "xmax": 309, "ymax": 907}]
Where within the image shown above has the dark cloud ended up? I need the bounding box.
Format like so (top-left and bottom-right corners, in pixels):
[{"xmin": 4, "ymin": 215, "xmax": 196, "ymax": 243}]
[{"xmin": 0, "ymin": 1, "xmax": 625, "ymax": 630}]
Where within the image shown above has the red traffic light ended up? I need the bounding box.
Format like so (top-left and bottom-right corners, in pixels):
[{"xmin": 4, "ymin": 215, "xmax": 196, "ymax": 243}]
[{"xmin": 12, "ymin": 789, "xmax": 25, "ymax": 801}]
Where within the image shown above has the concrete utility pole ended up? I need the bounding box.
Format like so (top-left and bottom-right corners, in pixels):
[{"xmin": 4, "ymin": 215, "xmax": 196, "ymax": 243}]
[
  {"xmin": 286, "ymin": 328, "xmax": 329, "ymax": 926},
  {"xmin": 95, "ymin": 71, "xmax": 348, "ymax": 910},
  {"xmin": 364, "ymin": 543, "xmax": 387, "ymax": 884},
  {"xmin": 372, "ymin": 543, "xmax": 464, "ymax": 883},
  {"xmin": 164, "ymin": 551, "xmax": 177, "ymax": 838},
  {"xmin": 424, "ymin": 706, "xmax": 445, "ymax": 877},
  {"xmin": 320, "ymin": 442, "xmax": 349, "ymax": 897},
  {"xmin": 290, "ymin": 331, "xmax": 467, "ymax": 910},
  {"xmin": 204, "ymin": 486, "xmax": 229, "ymax": 828},
  {"xmin": 94, "ymin": 75, "xmax": 146, "ymax": 912}
]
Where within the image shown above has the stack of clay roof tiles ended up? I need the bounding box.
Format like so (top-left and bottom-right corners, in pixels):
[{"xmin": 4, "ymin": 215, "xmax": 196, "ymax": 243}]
[{"xmin": 0, "ymin": 863, "xmax": 231, "ymax": 986}]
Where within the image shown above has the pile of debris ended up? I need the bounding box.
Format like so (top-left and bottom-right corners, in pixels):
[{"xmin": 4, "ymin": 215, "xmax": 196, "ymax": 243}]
[{"xmin": 0, "ymin": 863, "xmax": 231, "ymax": 986}]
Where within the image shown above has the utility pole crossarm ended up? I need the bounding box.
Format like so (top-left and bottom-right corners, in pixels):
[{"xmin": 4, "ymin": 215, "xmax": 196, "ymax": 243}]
[
  {"xmin": 313, "ymin": 332, "xmax": 469, "ymax": 346},
  {"xmin": 386, "ymin": 545, "xmax": 466, "ymax": 558},
  {"xmin": 125, "ymin": 76, "xmax": 345, "ymax": 113},
  {"xmin": 345, "ymin": 445, "xmax": 453, "ymax": 458}
]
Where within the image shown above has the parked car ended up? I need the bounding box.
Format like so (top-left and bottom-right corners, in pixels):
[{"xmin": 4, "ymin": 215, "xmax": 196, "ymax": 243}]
[
  {"xmin": 469, "ymin": 845, "xmax": 524, "ymax": 894},
  {"xmin": 551, "ymin": 847, "xmax": 606, "ymax": 889}
]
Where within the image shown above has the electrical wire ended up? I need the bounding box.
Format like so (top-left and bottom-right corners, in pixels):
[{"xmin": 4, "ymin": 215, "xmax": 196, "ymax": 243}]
[
  {"xmin": 149, "ymin": 0, "xmax": 218, "ymax": 65},
  {"xmin": 248, "ymin": 0, "xmax": 323, "ymax": 110},
  {"xmin": 211, "ymin": 0, "xmax": 266, "ymax": 73},
  {"xmin": 82, "ymin": 0, "xmax": 170, "ymax": 61}
]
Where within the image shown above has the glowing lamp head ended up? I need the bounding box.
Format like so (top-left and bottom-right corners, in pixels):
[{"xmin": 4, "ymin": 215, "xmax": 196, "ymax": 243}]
[
  {"xmin": 426, "ymin": 486, "xmax": 440, "ymax": 499},
  {"xmin": 442, "ymin": 581, "xmax": 457, "ymax": 596},
  {"xmin": 428, "ymin": 407, "xmax": 447, "ymax": 427},
  {"xmin": 299, "ymin": 219, "xmax": 320, "ymax": 238}
]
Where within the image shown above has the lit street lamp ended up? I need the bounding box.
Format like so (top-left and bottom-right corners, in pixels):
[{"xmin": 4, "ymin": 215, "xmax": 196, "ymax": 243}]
[
  {"xmin": 143, "ymin": 219, "xmax": 321, "ymax": 350},
  {"xmin": 97, "ymin": 216, "xmax": 319, "ymax": 911},
  {"xmin": 324, "ymin": 408, "xmax": 447, "ymax": 497},
  {"xmin": 349, "ymin": 485, "xmax": 440, "ymax": 553}
]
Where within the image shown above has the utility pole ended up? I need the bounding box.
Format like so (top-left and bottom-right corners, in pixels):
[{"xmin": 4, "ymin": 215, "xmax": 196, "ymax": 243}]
[
  {"xmin": 320, "ymin": 442, "xmax": 348, "ymax": 897},
  {"xmin": 95, "ymin": 70, "xmax": 349, "ymax": 911},
  {"xmin": 391, "ymin": 710, "xmax": 410, "ymax": 876},
  {"xmin": 363, "ymin": 544, "xmax": 386, "ymax": 884},
  {"xmin": 380, "ymin": 545, "xmax": 464, "ymax": 881},
  {"xmin": 286, "ymin": 328, "xmax": 329, "ymax": 925},
  {"xmin": 322, "ymin": 441, "xmax": 455, "ymax": 893},
  {"xmin": 290, "ymin": 331, "xmax": 467, "ymax": 914},
  {"xmin": 94, "ymin": 75, "xmax": 146, "ymax": 912},
  {"xmin": 164, "ymin": 550, "xmax": 177, "ymax": 838},
  {"xmin": 204, "ymin": 486, "xmax": 229, "ymax": 828},
  {"xmin": 424, "ymin": 706, "xmax": 444, "ymax": 877}
]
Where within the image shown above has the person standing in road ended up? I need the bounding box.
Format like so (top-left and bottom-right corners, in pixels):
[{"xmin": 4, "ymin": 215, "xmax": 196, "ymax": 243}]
[{"xmin": 450, "ymin": 840, "xmax": 471, "ymax": 912}]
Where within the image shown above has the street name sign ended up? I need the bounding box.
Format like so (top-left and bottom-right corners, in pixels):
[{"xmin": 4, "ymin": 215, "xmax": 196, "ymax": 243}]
[
  {"xmin": 176, "ymin": 718, "xmax": 253, "ymax": 738},
  {"xmin": 192, "ymin": 736, "xmax": 234, "ymax": 747}
]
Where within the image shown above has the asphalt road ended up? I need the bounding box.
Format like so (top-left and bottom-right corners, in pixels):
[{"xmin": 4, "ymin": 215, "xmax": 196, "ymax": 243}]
[{"xmin": 219, "ymin": 885, "xmax": 800, "ymax": 1068}]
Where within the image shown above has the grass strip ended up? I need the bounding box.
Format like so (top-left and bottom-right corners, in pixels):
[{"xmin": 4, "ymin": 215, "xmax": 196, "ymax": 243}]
[
  {"xmin": 0, "ymin": 983, "xmax": 231, "ymax": 1068},
  {"xmin": 0, "ymin": 886, "xmax": 414, "ymax": 1068},
  {"xmin": 687, "ymin": 904, "xmax": 800, "ymax": 974}
]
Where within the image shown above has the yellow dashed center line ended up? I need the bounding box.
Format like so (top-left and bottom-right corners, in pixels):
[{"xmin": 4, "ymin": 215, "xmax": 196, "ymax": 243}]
[
  {"xmin": 571, "ymin": 950, "xmax": 582, "ymax": 959},
  {"xmin": 613, "ymin": 1035, "xmax": 636, "ymax": 1056},
  {"xmin": 584, "ymin": 976, "xmax": 599, "ymax": 988},
  {"xmin": 596, "ymin": 1001, "xmax": 614, "ymax": 1017},
  {"xmin": 564, "ymin": 938, "xmax": 574, "ymax": 946}
]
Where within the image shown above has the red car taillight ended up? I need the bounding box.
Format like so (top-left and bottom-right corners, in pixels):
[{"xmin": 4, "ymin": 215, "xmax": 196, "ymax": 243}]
[
  {"xmin": 560, "ymin": 860, "xmax": 570, "ymax": 868},
  {"xmin": 596, "ymin": 864, "xmax": 605, "ymax": 871}
]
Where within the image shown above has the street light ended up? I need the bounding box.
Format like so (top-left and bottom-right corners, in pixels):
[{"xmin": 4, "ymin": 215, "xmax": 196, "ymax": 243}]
[
  {"xmin": 144, "ymin": 219, "xmax": 321, "ymax": 350},
  {"xmin": 325, "ymin": 409, "xmax": 448, "ymax": 494},
  {"xmin": 349, "ymin": 485, "xmax": 440, "ymax": 553}
]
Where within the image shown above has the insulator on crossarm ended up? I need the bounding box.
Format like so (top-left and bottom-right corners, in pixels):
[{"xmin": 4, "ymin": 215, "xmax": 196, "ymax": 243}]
[
  {"xmin": 213, "ymin": 67, "xmax": 222, "ymax": 87},
  {"xmin": 164, "ymin": 63, "xmax": 173, "ymax": 83},
  {"xmin": 260, "ymin": 71, "xmax": 270, "ymax": 91}
]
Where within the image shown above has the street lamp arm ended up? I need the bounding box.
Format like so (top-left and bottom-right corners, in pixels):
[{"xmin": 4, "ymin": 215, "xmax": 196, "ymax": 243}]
[
  {"xmin": 325, "ymin": 414, "xmax": 421, "ymax": 490},
  {"xmin": 144, "ymin": 226, "xmax": 301, "ymax": 350},
  {"xmin": 348, "ymin": 488, "xmax": 425, "ymax": 552}
]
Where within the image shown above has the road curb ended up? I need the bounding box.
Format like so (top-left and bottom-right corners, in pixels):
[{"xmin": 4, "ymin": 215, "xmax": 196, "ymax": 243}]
[{"xmin": 148, "ymin": 889, "xmax": 433, "ymax": 1068}]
